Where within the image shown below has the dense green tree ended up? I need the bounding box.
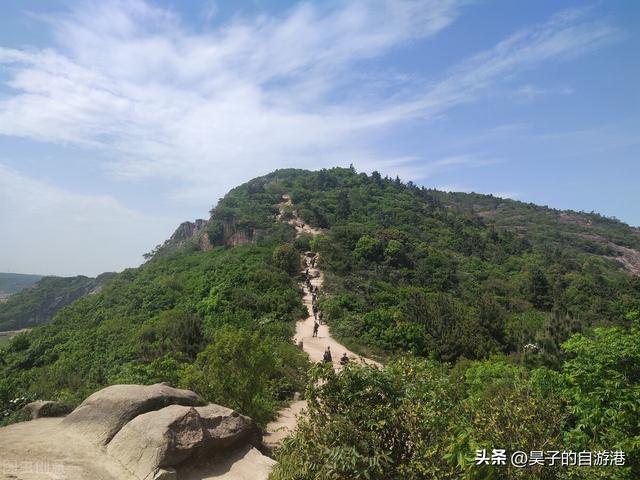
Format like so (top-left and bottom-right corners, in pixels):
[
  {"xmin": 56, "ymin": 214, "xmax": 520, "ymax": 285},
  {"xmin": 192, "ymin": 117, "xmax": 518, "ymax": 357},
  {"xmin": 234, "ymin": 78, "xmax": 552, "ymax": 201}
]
[
  {"xmin": 560, "ymin": 318, "xmax": 640, "ymax": 477},
  {"xmin": 272, "ymin": 244, "xmax": 301, "ymax": 276},
  {"xmin": 180, "ymin": 326, "xmax": 306, "ymax": 425}
]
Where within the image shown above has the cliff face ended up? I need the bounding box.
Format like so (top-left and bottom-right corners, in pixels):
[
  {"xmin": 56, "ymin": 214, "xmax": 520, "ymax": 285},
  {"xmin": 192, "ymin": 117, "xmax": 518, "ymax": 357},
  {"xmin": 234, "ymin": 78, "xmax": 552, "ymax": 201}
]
[
  {"xmin": 169, "ymin": 219, "xmax": 209, "ymax": 244},
  {"xmin": 220, "ymin": 220, "xmax": 263, "ymax": 247},
  {"xmin": 158, "ymin": 216, "xmax": 262, "ymax": 257}
]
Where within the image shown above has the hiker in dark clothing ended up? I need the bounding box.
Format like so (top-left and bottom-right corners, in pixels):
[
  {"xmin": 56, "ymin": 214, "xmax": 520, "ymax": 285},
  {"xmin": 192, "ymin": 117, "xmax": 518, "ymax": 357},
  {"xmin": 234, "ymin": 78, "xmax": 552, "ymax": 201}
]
[
  {"xmin": 323, "ymin": 346, "xmax": 332, "ymax": 363},
  {"xmin": 340, "ymin": 353, "xmax": 349, "ymax": 366},
  {"xmin": 312, "ymin": 304, "xmax": 318, "ymax": 319},
  {"xmin": 318, "ymin": 311, "xmax": 324, "ymax": 325},
  {"xmin": 313, "ymin": 321, "xmax": 319, "ymax": 337}
]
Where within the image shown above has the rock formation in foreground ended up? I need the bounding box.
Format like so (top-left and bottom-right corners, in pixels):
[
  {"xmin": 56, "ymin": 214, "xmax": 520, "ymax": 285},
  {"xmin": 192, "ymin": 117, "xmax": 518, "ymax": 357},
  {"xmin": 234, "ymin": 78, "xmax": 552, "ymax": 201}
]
[{"xmin": 0, "ymin": 383, "xmax": 274, "ymax": 480}]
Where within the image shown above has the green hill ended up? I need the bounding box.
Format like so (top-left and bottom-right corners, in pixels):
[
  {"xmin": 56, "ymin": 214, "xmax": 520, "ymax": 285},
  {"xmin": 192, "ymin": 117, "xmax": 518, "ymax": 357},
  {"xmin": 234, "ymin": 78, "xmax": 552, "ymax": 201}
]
[
  {"xmin": 1, "ymin": 167, "xmax": 638, "ymax": 477},
  {"xmin": 0, "ymin": 273, "xmax": 116, "ymax": 332},
  {"xmin": 0, "ymin": 273, "xmax": 43, "ymax": 296}
]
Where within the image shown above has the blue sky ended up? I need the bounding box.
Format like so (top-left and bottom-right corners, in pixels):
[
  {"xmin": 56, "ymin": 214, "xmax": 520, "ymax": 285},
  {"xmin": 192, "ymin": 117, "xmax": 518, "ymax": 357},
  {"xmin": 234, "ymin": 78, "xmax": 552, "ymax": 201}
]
[{"xmin": 0, "ymin": 0, "xmax": 638, "ymax": 276}]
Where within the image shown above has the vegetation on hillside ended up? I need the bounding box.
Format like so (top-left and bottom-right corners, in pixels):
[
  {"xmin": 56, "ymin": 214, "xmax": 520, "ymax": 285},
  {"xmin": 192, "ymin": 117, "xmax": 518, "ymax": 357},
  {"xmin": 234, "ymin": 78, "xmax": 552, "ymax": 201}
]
[
  {"xmin": 0, "ymin": 242, "xmax": 308, "ymax": 426},
  {"xmin": 274, "ymin": 316, "xmax": 640, "ymax": 479},
  {"xmin": 199, "ymin": 167, "xmax": 639, "ymax": 367},
  {"xmin": 0, "ymin": 167, "xmax": 638, "ymax": 478}
]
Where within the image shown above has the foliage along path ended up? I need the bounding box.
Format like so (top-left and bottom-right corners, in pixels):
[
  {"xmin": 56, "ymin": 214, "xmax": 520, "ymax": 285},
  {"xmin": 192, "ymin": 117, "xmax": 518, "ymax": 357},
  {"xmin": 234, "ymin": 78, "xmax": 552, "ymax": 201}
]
[{"xmin": 264, "ymin": 196, "xmax": 381, "ymax": 449}]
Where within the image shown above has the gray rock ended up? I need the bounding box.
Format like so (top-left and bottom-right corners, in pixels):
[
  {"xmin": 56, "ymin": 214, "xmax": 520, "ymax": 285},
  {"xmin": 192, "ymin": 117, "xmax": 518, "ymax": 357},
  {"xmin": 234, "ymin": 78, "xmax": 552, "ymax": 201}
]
[
  {"xmin": 153, "ymin": 468, "xmax": 177, "ymax": 480},
  {"xmin": 196, "ymin": 404, "xmax": 258, "ymax": 451},
  {"xmin": 62, "ymin": 383, "xmax": 201, "ymax": 445},
  {"xmin": 106, "ymin": 403, "xmax": 259, "ymax": 480},
  {"xmin": 107, "ymin": 405, "xmax": 205, "ymax": 480},
  {"xmin": 24, "ymin": 400, "xmax": 70, "ymax": 419}
]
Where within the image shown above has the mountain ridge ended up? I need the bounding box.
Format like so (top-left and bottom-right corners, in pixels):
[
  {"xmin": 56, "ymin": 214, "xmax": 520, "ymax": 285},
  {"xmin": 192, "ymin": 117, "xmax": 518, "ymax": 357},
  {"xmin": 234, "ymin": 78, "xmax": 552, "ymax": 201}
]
[{"xmin": 158, "ymin": 168, "xmax": 640, "ymax": 277}]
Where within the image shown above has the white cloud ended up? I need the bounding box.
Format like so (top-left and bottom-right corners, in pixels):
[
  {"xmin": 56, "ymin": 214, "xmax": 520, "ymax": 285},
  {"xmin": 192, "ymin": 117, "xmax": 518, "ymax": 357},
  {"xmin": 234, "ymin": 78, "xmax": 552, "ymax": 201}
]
[
  {"xmin": 0, "ymin": 1, "xmax": 619, "ymax": 207},
  {"xmin": 393, "ymin": 7, "xmax": 618, "ymax": 118},
  {"xmin": 0, "ymin": 164, "xmax": 174, "ymax": 276},
  {"xmin": 362, "ymin": 154, "xmax": 501, "ymax": 182}
]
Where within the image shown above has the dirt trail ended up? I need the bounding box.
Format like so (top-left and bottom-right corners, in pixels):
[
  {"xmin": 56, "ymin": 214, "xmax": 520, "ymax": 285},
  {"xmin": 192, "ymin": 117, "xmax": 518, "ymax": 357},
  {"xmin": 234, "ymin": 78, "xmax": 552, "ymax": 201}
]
[{"xmin": 264, "ymin": 197, "xmax": 381, "ymax": 449}]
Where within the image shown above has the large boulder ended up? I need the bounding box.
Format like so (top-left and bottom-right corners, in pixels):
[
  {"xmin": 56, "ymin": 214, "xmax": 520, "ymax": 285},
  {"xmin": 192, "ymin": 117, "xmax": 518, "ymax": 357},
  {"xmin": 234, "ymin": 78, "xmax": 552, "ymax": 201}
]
[
  {"xmin": 196, "ymin": 404, "xmax": 259, "ymax": 451},
  {"xmin": 62, "ymin": 383, "xmax": 201, "ymax": 445},
  {"xmin": 107, "ymin": 405, "xmax": 206, "ymax": 480},
  {"xmin": 106, "ymin": 404, "xmax": 259, "ymax": 480},
  {"xmin": 24, "ymin": 400, "xmax": 71, "ymax": 419}
]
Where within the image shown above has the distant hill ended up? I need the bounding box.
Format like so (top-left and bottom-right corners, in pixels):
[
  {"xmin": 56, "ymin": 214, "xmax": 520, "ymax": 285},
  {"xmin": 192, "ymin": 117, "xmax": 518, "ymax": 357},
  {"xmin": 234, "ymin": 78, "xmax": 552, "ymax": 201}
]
[
  {"xmin": 0, "ymin": 273, "xmax": 116, "ymax": 331},
  {"xmin": 0, "ymin": 273, "xmax": 43, "ymax": 297}
]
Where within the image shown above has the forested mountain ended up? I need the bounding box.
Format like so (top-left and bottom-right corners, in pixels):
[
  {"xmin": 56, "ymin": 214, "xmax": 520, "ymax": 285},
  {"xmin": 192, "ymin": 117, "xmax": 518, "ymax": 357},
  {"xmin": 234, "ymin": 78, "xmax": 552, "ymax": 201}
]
[
  {"xmin": 0, "ymin": 273, "xmax": 43, "ymax": 297},
  {"xmin": 1, "ymin": 167, "xmax": 638, "ymax": 478},
  {"xmin": 0, "ymin": 273, "xmax": 116, "ymax": 332}
]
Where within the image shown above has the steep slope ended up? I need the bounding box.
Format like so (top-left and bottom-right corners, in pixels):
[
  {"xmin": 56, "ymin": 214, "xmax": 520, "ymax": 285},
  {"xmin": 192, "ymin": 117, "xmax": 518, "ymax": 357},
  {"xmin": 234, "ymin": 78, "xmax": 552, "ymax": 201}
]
[{"xmin": 0, "ymin": 273, "xmax": 115, "ymax": 332}]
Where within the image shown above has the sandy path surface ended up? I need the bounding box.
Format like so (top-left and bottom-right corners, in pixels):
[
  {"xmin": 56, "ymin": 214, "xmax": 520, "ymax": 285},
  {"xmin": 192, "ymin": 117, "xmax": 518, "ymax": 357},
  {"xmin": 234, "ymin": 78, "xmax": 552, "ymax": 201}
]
[
  {"xmin": 264, "ymin": 198, "xmax": 381, "ymax": 448},
  {"xmin": 293, "ymin": 265, "xmax": 381, "ymax": 369}
]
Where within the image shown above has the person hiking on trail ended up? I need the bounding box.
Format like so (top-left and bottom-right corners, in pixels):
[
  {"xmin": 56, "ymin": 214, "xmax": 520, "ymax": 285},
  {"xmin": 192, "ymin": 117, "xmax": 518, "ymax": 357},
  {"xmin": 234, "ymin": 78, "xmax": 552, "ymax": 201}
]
[
  {"xmin": 323, "ymin": 346, "xmax": 332, "ymax": 363},
  {"xmin": 340, "ymin": 353, "xmax": 349, "ymax": 366},
  {"xmin": 318, "ymin": 310, "xmax": 324, "ymax": 325},
  {"xmin": 312, "ymin": 304, "xmax": 318, "ymax": 318},
  {"xmin": 312, "ymin": 321, "xmax": 319, "ymax": 337}
]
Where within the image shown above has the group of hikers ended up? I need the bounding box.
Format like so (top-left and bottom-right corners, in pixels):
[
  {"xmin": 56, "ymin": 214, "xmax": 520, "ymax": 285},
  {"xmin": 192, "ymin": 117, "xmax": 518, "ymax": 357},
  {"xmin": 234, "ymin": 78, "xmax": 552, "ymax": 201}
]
[
  {"xmin": 305, "ymin": 253, "xmax": 350, "ymax": 367},
  {"xmin": 306, "ymin": 262, "xmax": 323, "ymax": 337},
  {"xmin": 322, "ymin": 346, "xmax": 349, "ymax": 366}
]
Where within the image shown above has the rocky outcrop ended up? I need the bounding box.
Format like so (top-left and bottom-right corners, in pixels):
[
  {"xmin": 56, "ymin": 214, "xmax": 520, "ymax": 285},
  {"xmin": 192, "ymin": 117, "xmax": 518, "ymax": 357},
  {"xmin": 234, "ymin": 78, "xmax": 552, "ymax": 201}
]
[
  {"xmin": 36, "ymin": 383, "xmax": 274, "ymax": 480},
  {"xmin": 169, "ymin": 220, "xmax": 209, "ymax": 244},
  {"xmin": 154, "ymin": 219, "xmax": 214, "ymax": 256},
  {"xmin": 106, "ymin": 405, "xmax": 206, "ymax": 480},
  {"xmin": 221, "ymin": 221, "xmax": 263, "ymax": 247},
  {"xmin": 199, "ymin": 230, "xmax": 214, "ymax": 251},
  {"xmin": 24, "ymin": 400, "xmax": 70, "ymax": 419},
  {"xmin": 62, "ymin": 383, "xmax": 202, "ymax": 446},
  {"xmin": 195, "ymin": 404, "xmax": 258, "ymax": 451},
  {"xmin": 0, "ymin": 397, "xmax": 273, "ymax": 480},
  {"xmin": 106, "ymin": 403, "xmax": 259, "ymax": 480}
]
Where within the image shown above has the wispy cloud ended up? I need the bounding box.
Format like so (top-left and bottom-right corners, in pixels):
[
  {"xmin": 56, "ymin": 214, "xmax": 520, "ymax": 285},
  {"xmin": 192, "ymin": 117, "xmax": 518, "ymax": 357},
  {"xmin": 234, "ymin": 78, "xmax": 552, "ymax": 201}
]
[
  {"xmin": 391, "ymin": 7, "xmax": 619, "ymax": 119},
  {"xmin": 0, "ymin": 1, "xmax": 621, "ymax": 205},
  {"xmin": 367, "ymin": 154, "xmax": 501, "ymax": 182},
  {"xmin": 513, "ymin": 84, "xmax": 575, "ymax": 101}
]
